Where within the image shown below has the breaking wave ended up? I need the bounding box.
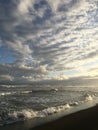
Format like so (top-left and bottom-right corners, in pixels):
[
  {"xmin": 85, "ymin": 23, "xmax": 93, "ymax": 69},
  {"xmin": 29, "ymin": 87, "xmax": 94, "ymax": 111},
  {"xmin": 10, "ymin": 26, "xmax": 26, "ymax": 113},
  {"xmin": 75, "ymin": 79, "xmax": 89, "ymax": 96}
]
[
  {"xmin": 0, "ymin": 103, "xmax": 71, "ymax": 126},
  {"xmin": 0, "ymin": 93, "xmax": 95, "ymax": 126},
  {"xmin": 0, "ymin": 89, "xmax": 59, "ymax": 97},
  {"xmin": 0, "ymin": 91, "xmax": 32, "ymax": 96},
  {"xmin": 0, "ymin": 88, "xmax": 59, "ymax": 97},
  {"xmin": 84, "ymin": 94, "xmax": 94, "ymax": 101},
  {"xmin": 0, "ymin": 92, "xmax": 16, "ymax": 96}
]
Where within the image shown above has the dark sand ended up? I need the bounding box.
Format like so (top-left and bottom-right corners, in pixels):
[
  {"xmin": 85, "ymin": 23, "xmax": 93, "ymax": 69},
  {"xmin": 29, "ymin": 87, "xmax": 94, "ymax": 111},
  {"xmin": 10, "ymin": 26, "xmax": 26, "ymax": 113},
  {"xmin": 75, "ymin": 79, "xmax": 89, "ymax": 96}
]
[{"xmin": 31, "ymin": 104, "xmax": 98, "ymax": 130}]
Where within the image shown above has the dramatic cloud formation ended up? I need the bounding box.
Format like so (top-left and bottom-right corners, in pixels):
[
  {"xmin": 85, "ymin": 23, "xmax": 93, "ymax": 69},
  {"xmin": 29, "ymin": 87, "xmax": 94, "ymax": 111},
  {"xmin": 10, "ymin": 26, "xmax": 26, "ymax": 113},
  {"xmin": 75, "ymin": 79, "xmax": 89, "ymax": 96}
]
[{"xmin": 0, "ymin": 0, "xmax": 98, "ymax": 83}]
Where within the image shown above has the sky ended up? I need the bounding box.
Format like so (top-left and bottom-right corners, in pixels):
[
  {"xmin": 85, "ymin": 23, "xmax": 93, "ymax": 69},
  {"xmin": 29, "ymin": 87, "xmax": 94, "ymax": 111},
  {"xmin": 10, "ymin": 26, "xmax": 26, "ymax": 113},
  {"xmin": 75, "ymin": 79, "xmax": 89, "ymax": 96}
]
[{"xmin": 0, "ymin": 0, "xmax": 98, "ymax": 84}]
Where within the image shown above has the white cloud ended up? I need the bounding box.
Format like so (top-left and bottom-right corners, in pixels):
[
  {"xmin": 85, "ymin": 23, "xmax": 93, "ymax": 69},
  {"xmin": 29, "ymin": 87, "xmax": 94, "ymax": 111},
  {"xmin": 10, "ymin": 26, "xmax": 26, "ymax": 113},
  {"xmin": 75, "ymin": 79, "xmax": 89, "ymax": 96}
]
[
  {"xmin": 0, "ymin": 0, "xmax": 98, "ymax": 83},
  {"xmin": 52, "ymin": 74, "xmax": 69, "ymax": 80},
  {"xmin": 17, "ymin": 0, "xmax": 33, "ymax": 14}
]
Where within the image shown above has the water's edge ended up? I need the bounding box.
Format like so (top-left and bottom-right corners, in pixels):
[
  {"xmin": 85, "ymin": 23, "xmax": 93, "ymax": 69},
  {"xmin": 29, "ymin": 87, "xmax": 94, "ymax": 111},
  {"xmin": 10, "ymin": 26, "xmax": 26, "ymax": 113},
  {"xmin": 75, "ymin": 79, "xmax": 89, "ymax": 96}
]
[{"xmin": 1, "ymin": 98, "xmax": 98, "ymax": 130}]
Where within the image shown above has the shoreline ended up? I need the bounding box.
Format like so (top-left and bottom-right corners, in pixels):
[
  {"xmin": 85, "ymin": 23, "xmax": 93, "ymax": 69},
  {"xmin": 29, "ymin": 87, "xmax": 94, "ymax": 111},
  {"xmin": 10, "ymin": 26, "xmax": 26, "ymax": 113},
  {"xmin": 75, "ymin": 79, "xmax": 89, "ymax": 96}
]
[
  {"xmin": 1, "ymin": 103, "xmax": 98, "ymax": 130},
  {"xmin": 31, "ymin": 104, "xmax": 98, "ymax": 130}
]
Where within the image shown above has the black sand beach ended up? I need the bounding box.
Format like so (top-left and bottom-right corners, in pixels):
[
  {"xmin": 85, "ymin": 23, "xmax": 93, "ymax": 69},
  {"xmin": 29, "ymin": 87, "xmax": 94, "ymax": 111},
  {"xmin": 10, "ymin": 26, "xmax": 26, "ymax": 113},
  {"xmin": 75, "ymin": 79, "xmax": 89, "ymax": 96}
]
[{"xmin": 31, "ymin": 104, "xmax": 98, "ymax": 130}]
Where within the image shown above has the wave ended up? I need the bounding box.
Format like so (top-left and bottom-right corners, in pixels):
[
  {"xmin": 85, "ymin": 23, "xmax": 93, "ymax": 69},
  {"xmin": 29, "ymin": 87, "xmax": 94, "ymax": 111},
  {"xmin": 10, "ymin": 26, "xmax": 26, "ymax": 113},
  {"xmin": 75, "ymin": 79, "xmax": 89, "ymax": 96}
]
[
  {"xmin": 0, "ymin": 93, "xmax": 95, "ymax": 126},
  {"xmin": 20, "ymin": 91, "xmax": 32, "ymax": 94},
  {"xmin": 0, "ymin": 89, "xmax": 59, "ymax": 97},
  {"xmin": 0, "ymin": 91, "xmax": 32, "ymax": 96},
  {"xmin": 41, "ymin": 104, "xmax": 70, "ymax": 116},
  {"xmin": 0, "ymin": 92, "xmax": 16, "ymax": 96},
  {"xmin": 1, "ymin": 85, "xmax": 15, "ymax": 88},
  {"xmin": 31, "ymin": 88, "xmax": 59, "ymax": 93},
  {"xmin": 0, "ymin": 103, "xmax": 71, "ymax": 126},
  {"xmin": 84, "ymin": 93, "xmax": 94, "ymax": 101}
]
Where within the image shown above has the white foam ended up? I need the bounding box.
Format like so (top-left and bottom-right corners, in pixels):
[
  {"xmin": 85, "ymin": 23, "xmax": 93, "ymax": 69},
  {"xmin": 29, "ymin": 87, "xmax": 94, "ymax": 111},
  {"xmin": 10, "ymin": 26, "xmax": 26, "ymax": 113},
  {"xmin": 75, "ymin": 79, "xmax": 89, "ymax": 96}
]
[
  {"xmin": 70, "ymin": 102, "xmax": 78, "ymax": 106},
  {"xmin": 1, "ymin": 85, "xmax": 15, "ymax": 88},
  {"xmin": 0, "ymin": 91, "xmax": 32, "ymax": 96},
  {"xmin": 84, "ymin": 94, "xmax": 94, "ymax": 101},
  {"xmin": 0, "ymin": 92, "xmax": 16, "ymax": 96},
  {"xmin": 21, "ymin": 91, "xmax": 32, "ymax": 94},
  {"xmin": 51, "ymin": 88, "xmax": 58, "ymax": 92},
  {"xmin": 7, "ymin": 104, "xmax": 71, "ymax": 121},
  {"xmin": 9, "ymin": 109, "xmax": 38, "ymax": 119},
  {"xmin": 42, "ymin": 104, "xmax": 70, "ymax": 116}
]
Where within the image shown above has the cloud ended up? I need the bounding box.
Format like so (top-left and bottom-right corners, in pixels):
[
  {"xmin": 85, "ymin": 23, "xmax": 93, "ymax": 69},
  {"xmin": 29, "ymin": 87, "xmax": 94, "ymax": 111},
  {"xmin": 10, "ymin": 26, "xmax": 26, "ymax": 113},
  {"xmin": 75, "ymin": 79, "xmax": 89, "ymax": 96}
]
[
  {"xmin": 17, "ymin": 0, "xmax": 33, "ymax": 14},
  {"xmin": 0, "ymin": 0, "xmax": 98, "ymax": 83},
  {"xmin": 0, "ymin": 75, "xmax": 14, "ymax": 82},
  {"xmin": 52, "ymin": 74, "xmax": 69, "ymax": 80},
  {"xmin": 0, "ymin": 63, "xmax": 48, "ymax": 83}
]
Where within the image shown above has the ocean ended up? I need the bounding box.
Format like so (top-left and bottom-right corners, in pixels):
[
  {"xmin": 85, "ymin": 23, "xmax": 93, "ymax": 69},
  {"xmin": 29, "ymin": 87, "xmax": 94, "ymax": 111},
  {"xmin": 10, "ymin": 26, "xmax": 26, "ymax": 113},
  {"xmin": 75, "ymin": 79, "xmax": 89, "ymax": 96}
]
[{"xmin": 0, "ymin": 84, "xmax": 98, "ymax": 127}]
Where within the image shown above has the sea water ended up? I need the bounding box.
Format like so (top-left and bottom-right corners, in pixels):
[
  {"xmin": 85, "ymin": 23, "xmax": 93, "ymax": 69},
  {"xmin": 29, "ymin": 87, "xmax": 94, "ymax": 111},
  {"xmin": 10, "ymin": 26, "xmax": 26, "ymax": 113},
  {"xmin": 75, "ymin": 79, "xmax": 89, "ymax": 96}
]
[{"xmin": 0, "ymin": 84, "xmax": 98, "ymax": 126}]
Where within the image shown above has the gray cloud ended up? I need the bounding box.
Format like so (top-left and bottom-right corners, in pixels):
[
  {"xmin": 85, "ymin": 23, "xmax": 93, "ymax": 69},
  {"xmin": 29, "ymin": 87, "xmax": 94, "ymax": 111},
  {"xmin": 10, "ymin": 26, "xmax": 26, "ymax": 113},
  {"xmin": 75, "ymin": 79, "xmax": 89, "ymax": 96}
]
[{"xmin": 0, "ymin": 0, "xmax": 98, "ymax": 83}]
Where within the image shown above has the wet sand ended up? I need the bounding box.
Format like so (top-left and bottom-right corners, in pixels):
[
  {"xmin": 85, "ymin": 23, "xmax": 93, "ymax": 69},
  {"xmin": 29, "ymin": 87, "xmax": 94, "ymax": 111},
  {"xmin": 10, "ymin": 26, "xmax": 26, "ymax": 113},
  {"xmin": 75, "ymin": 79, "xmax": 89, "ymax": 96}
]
[{"xmin": 31, "ymin": 104, "xmax": 98, "ymax": 130}]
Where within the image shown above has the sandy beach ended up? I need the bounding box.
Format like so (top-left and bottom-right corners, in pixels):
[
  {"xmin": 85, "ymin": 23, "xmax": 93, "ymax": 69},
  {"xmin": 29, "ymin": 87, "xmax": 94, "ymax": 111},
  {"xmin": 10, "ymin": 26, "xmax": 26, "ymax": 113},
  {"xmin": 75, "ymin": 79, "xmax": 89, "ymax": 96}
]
[{"xmin": 30, "ymin": 104, "xmax": 98, "ymax": 130}]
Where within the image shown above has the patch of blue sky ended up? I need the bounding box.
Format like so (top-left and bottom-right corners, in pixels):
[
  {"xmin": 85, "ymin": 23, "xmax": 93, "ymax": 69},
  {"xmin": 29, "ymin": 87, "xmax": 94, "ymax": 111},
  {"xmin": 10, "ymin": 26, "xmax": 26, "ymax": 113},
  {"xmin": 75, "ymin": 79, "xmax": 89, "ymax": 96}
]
[
  {"xmin": 82, "ymin": 60, "xmax": 98, "ymax": 68},
  {"xmin": 0, "ymin": 46, "xmax": 16, "ymax": 64}
]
